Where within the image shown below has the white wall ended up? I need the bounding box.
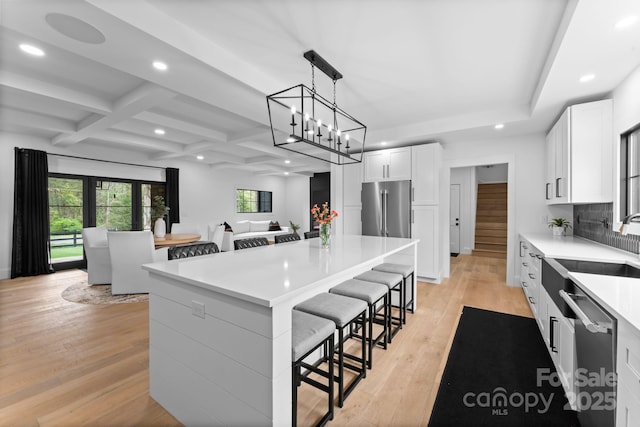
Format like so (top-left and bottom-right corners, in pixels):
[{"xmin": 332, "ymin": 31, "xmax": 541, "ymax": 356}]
[
  {"xmin": 0, "ymin": 131, "xmax": 290, "ymax": 278},
  {"xmin": 284, "ymin": 175, "xmax": 310, "ymax": 233},
  {"xmin": 450, "ymin": 167, "xmax": 475, "ymax": 254}
]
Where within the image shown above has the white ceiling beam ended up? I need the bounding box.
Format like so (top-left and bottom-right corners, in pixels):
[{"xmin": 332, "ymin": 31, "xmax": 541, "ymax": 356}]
[
  {"xmin": 0, "ymin": 107, "xmax": 75, "ymax": 133},
  {"xmin": 0, "ymin": 71, "xmax": 112, "ymax": 114},
  {"xmin": 150, "ymin": 140, "xmax": 224, "ymax": 160},
  {"xmin": 135, "ymin": 111, "xmax": 228, "ymax": 142},
  {"xmin": 227, "ymin": 127, "xmax": 272, "ymax": 144},
  {"xmin": 91, "ymin": 129, "xmax": 184, "ymax": 152},
  {"xmin": 52, "ymin": 82, "xmax": 177, "ymax": 146}
]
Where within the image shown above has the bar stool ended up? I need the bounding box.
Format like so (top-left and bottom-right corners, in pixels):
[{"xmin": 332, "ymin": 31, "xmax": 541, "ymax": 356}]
[
  {"xmin": 372, "ymin": 263, "xmax": 415, "ymax": 322},
  {"xmin": 329, "ymin": 279, "xmax": 388, "ymax": 369},
  {"xmin": 291, "ymin": 310, "xmax": 335, "ymax": 427},
  {"xmin": 354, "ymin": 270, "xmax": 404, "ymax": 342},
  {"xmin": 294, "ymin": 293, "xmax": 368, "ymax": 407}
]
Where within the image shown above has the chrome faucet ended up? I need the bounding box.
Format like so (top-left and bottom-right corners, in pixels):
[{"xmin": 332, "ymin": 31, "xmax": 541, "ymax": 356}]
[{"xmin": 619, "ymin": 213, "xmax": 640, "ymax": 235}]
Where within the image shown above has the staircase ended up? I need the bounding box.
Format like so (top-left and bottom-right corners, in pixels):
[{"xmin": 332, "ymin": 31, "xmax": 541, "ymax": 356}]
[{"xmin": 472, "ymin": 183, "xmax": 507, "ymax": 259}]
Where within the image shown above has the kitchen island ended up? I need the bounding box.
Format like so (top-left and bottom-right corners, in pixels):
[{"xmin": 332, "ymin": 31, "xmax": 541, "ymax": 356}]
[{"xmin": 142, "ymin": 235, "xmax": 418, "ymax": 426}]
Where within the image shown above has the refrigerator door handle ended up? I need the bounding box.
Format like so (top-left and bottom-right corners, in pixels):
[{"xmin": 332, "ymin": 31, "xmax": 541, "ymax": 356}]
[
  {"xmin": 380, "ymin": 190, "xmax": 385, "ymax": 235},
  {"xmin": 384, "ymin": 190, "xmax": 389, "ymax": 236}
]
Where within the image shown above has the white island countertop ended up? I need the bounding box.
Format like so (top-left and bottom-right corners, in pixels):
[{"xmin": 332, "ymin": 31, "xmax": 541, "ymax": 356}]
[
  {"xmin": 143, "ymin": 234, "xmax": 418, "ymax": 307},
  {"xmin": 520, "ymin": 232, "xmax": 640, "ymax": 331}
]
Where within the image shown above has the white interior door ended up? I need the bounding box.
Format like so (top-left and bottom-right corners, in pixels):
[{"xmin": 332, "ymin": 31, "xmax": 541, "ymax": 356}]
[{"xmin": 450, "ymin": 184, "xmax": 460, "ymax": 254}]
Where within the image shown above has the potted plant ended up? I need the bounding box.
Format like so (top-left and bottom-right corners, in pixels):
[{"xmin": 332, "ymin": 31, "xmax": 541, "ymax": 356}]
[
  {"xmin": 289, "ymin": 220, "xmax": 300, "ymax": 236},
  {"xmin": 151, "ymin": 195, "xmax": 170, "ymax": 239},
  {"xmin": 548, "ymin": 217, "xmax": 571, "ymax": 236}
]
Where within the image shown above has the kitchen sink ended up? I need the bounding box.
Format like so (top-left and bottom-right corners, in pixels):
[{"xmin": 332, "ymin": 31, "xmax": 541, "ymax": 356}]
[
  {"xmin": 553, "ymin": 258, "xmax": 640, "ymax": 278},
  {"xmin": 542, "ymin": 258, "xmax": 640, "ymax": 319}
]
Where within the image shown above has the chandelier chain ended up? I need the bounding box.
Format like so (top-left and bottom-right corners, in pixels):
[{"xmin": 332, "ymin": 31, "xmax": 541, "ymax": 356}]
[
  {"xmin": 311, "ymin": 63, "xmax": 316, "ymax": 93},
  {"xmin": 333, "ymin": 79, "xmax": 337, "ymax": 108}
]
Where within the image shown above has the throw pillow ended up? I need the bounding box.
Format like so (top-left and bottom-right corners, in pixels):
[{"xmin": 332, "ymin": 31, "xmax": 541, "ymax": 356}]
[
  {"xmin": 223, "ymin": 221, "xmax": 233, "ymax": 232},
  {"xmin": 234, "ymin": 220, "xmax": 251, "ymax": 234},
  {"xmin": 269, "ymin": 221, "xmax": 281, "ymax": 231},
  {"xmin": 250, "ymin": 220, "xmax": 271, "ymax": 232}
]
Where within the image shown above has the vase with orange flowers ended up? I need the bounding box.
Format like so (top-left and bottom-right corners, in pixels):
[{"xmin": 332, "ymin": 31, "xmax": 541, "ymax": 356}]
[{"xmin": 311, "ymin": 202, "xmax": 338, "ymax": 249}]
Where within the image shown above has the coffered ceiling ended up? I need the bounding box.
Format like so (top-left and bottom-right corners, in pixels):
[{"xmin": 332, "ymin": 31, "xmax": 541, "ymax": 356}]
[{"xmin": 1, "ymin": 0, "xmax": 639, "ymax": 176}]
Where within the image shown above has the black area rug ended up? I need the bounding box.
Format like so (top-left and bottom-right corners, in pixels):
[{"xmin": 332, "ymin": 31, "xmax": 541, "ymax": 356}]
[{"xmin": 428, "ymin": 306, "xmax": 580, "ymax": 427}]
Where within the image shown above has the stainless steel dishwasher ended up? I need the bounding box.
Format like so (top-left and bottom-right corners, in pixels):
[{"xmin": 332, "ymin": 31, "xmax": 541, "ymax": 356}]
[{"xmin": 560, "ymin": 284, "xmax": 616, "ymax": 427}]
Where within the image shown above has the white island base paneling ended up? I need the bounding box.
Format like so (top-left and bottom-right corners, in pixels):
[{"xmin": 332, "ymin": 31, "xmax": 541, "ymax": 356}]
[{"xmin": 144, "ymin": 235, "xmax": 418, "ymax": 425}]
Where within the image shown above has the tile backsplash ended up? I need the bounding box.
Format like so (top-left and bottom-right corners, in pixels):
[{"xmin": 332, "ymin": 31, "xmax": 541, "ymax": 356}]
[{"xmin": 573, "ymin": 203, "xmax": 640, "ymax": 254}]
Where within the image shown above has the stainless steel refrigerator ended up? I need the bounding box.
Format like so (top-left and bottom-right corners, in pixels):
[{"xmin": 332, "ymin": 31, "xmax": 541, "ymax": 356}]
[{"xmin": 361, "ymin": 180, "xmax": 411, "ymax": 238}]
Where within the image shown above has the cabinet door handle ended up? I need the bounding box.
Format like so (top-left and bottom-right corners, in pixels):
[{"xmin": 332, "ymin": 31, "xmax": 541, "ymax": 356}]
[
  {"xmin": 549, "ymin": 316, "xmax": 558, "ymax": 353},
  {"xmin": 545, "ymin": 183, "xmax": 551, "ymax": 200},
  {"xmin": 555, "ymin": 178, "xmax": 561, "ymax": 198},
  {"xmin": 528, "ymin": 273, "xmax": 536, "ymax": 280},
  {"xmin": 522, "ymin": 281, "xmax": 528, "ymax": 288},
  {"xmin": 382, "ymin": 165, "xmax": 385, "ymax": 179},
  {"xmin": 386, "ymin": 164, "xmax": 390, "ymax": 178},
  {"xmin": 411, "ymin": 187, "xmax": 415, "ymax": 202},
  {"xmin": 522, "ymin": 262, "xmax": 528, "ymax": 267},
  {"xmin": 528, "ymin": 296, "xmax": 535, "ymax": 304}
]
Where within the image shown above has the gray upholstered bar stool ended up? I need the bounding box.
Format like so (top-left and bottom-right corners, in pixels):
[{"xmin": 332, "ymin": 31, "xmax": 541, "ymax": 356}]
[
  {"xmin": 372, "ymin": 263, "xmax": 415, "ymax": 322},
  {"xmin": 329, "ymin": 279, "xmax": 389, "ymax": 370},
  {"xmin": 354, "ymin": 270, "xmax": 404, "ymax": 342},
  {"xmin": 294, "ymin": 293, "xmax": 368, "ymax": 407},
  {"xmin": 291, "ymin": 310, "xmax": 335, "ymax": 427}
]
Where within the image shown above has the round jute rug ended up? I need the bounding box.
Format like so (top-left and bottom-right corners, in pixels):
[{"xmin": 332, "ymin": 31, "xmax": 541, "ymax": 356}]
[{"xmin": 61, "ymin": 280, "xmax": 148, "ymax": 305}]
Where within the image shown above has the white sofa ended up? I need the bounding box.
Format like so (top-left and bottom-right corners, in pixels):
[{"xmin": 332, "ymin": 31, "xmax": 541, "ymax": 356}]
[{"xmin": 208, "ymin": 220, "xmax": 290, "ymax": 251}]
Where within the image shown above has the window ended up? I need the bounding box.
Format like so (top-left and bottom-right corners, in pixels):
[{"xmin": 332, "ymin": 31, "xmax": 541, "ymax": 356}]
[
  {"xmin": 49, "ymin": 176, "xmax": 84, "ymax": 263},
  {"xmin": 236, "ymin": 189, "xmax": 272, "ymax": 213},
  {"xmin": 620, "ymin": 125, "xmax": 640, "ymax": 221},
  {"xmin": 96, "ymin": 180, "xmax": 132, "ymax": 231}
]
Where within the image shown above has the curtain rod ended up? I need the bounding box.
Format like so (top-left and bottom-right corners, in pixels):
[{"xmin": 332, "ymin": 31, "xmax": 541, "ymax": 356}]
[{"xmin": 45, "ymin": 152, "xmax": 166, "ymax": 170}]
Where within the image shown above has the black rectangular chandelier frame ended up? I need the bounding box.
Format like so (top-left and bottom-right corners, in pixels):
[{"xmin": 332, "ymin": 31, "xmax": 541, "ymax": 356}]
[{"xmin": 266, "ymin": 50, "xmax": 366, "ymax": 165}]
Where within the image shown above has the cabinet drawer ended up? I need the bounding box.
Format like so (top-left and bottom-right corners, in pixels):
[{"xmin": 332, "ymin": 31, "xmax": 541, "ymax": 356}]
[{"xmin": 617, "ymin": 319, "xmax": 640, "ymax": 401}]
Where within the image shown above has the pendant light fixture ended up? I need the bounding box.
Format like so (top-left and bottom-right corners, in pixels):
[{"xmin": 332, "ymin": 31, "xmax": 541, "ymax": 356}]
[{"xmin": 266, "ymin": 50, "xmax": 366, "ymax": 165}]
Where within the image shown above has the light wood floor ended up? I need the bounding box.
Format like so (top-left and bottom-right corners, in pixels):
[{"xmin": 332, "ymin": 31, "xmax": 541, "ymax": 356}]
[{"xmin": 0, "ymin": 255, "xmax": 532, "ymax": 426}]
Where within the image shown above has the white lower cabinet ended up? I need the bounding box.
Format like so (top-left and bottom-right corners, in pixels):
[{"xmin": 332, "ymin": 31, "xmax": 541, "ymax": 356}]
[
  {"xmin": 617, "ymin": 319, "xmax": 640, "ymax": 427},
  {"xmin": 412, "ymin": 205, "xmax": 438, "ymax": 279}
]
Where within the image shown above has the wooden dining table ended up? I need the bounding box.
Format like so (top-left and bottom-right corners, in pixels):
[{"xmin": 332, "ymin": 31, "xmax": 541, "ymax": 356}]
[{"xmin": 153, "ymin": 233, "xmax": 201, "ymax": 248}]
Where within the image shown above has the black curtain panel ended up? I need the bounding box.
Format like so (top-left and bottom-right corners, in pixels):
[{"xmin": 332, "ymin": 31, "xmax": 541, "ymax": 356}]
[
  {"xmin": 11, "ymin": 148, "xmax": 54, "ymax": 278},
  {"xmin": 165, "ymin": 167, "xmax": 180, "ymax": 232}
]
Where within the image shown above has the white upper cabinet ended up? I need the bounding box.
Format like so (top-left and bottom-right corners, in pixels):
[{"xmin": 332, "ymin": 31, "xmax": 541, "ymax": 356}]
[
  {"xmin": 411, "ymin": 143, "xmax": 441, "ymax": 205},
  {"xmin": 363, "ymin": 147, "xmax": 411, "ymax": 182},
  {"xmin": 545, "ymin": 99, "xmax": 613, "ymax": 205}
]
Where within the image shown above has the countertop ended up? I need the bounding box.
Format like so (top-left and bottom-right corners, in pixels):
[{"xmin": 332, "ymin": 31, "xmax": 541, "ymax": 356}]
[
  {"xmin": 143, "ymin": 234, "xmax": 418, "ymax": 307},
  {"xmin": 520, "ymin": 232, "xmax": 640, "ymax": 331}
]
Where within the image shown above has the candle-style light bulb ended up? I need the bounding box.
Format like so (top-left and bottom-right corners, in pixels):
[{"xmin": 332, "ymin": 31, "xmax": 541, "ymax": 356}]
[
  {"xmin": 327, "ymin": 124, "xmax": 333, "ymax": 142},
  {"xmin": 304, "ymin": 113, "xmax": 310, "ymax": 133},
  {"xmin": 345, "ymin": 133, "xmax": 350, "ymax": 150},
  {"xmin": 290, "ymin": 105, "xmax": 296, "ymax": 127},
  {"xmin": 316, "ymin": 119, "xmax": 322, "ymax": 138}
]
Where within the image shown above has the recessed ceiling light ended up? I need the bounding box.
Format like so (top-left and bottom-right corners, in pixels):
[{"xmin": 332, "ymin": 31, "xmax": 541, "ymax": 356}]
[
  {"xmin": 284, "ymin": 160, "xmax": 291, "ymax": 164},
  {"xmin": 380, "ymin": 141, "xmax": 388, "ymax": 146},
  {"xmin": 579, "ymin": 74, "xmax": 595, "ymax": 83},
  {"xmin": 615, "ymin": 16, "xmax": 638, "ymax": 29},
  {"xmin": 284, "ymin": 172, "xmax": 290, "ymax": 176},
  {"xmin": 154, "ymin": 128, "xmax": 165, "ymax": 135},
  {"xmin": 19, "ymin": 43, "xmax": 45, "ymax": 57},
  {"xmin": 494, "ymin": 123, "xmax": 504, "ymax": 130},
  {"xmin": 196, "ymin": 155, "xmax": 204, "ymax": 160},
  {"xmin": 152, "ymin": 61, "xmax": 168, "ymax": 71}
]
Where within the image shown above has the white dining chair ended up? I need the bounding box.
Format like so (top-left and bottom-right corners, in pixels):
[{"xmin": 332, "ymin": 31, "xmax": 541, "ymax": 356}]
[
  {"xmin": 81, "ymin": 226, "xmax": 111, "ymax": 285},
  {"xmin": 107, "ymin": 231, "xmax": 168, "ymax": 295}
]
